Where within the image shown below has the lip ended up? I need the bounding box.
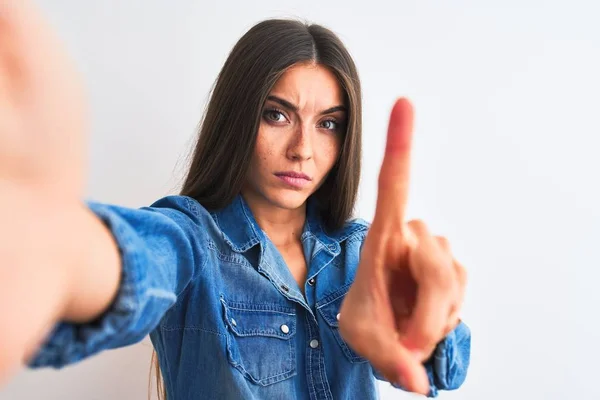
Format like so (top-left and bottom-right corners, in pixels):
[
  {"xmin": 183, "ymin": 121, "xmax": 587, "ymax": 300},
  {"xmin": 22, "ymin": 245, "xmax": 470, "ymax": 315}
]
[
  {"xmin": 274, "ymin": 171, "xmax": 312, "ymax": 189},
  {"xmin": 275, "ymin": 171, "xmax": 311, "ymax": 180}
]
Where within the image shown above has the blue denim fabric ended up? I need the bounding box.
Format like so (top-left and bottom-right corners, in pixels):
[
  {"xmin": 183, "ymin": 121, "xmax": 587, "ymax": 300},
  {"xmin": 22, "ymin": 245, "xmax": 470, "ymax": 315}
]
[{"xmin": 28, "ymin": 194, "xmax": 470, "ymax": 399}]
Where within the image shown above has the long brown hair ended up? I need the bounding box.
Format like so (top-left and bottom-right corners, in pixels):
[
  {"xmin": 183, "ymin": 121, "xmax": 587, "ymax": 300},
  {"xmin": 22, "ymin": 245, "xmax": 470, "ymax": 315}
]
[{"xmin": 150, "ymin": 18, "xmax": 362, "ymax": 400}]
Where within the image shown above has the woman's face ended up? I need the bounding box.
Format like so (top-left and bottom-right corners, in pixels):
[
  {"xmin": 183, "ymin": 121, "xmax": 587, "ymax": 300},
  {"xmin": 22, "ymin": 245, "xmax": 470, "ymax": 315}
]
[{"xmin": 243, "ymin": 62, "xmax": 346, "ymax": 211}]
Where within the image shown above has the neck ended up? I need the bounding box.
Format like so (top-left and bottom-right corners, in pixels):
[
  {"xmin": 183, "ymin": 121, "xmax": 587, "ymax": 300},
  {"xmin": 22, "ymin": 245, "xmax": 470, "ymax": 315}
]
[{"xmin": 241, "ymin": 192, "xmax": 306, "ymax": 249}]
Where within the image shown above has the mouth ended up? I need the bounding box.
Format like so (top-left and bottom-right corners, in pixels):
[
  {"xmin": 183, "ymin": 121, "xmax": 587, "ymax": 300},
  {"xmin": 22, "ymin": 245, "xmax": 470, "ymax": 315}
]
[{"xmin": 274, "ymin": 171, "xmax": 312, "ymax": 189}]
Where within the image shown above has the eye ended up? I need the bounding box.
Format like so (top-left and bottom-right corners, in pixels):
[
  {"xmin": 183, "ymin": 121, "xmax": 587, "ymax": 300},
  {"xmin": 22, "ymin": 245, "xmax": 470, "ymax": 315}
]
[
  {"xmin": 263, "ymin": 109, "xmax": 288, "ymax": 123},
  {"xmin": 319, "ymin": 119, "xmax": 340, "ymax": 131}
]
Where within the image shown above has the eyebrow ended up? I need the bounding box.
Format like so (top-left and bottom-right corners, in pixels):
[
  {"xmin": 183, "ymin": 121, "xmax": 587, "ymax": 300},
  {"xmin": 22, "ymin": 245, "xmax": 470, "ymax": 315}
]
[{"xmin": 266, "ymin": 95, "xmax": 347, "ymax": 115}]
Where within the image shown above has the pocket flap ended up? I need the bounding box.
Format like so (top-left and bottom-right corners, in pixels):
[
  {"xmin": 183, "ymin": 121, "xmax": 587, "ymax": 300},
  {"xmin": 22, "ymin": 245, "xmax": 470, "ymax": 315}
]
[
  {"xmin": 317, "ymin": 296, "xmax": 342, "ymax": 328},
  {"xmin": 316, "ymin": 286, "xmax": 368, "ymax": 363},
  {"xmin": 221, "ymin": 300, "xmax": 296, "ymax": 340}
]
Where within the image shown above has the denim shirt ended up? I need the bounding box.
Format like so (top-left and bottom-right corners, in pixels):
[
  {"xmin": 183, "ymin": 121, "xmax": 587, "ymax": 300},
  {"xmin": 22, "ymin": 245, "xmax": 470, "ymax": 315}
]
[{"xmin": 28, "ymin": 194, "xmax": 471, "ymax": 399}]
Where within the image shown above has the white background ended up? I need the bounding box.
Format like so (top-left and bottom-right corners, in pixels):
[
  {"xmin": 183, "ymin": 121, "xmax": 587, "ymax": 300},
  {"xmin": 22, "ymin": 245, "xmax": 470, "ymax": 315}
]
[{"xmin": 1, "ymin": 0, "xmax": 598, "ymax": 399}]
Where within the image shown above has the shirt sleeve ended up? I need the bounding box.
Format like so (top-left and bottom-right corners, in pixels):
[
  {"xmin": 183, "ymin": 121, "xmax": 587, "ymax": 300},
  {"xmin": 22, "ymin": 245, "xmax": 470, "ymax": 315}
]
[
  {"xmin": 373, "ymin": 321, "xmax": 471, "ymax": 398},
  {"xmin": 26, "ymin": 195, "xmax": 209, "ymax": 369}
]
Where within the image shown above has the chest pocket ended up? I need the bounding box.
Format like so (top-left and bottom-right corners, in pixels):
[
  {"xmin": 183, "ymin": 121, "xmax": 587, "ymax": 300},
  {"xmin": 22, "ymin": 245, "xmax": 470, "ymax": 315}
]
[
  {"xmin": 317, "ymin": 288, "xmax": 369, "ymax": 364},
  {"xmin": 220, "ymin": 298, "xmax": 297, "ymax": 386}
]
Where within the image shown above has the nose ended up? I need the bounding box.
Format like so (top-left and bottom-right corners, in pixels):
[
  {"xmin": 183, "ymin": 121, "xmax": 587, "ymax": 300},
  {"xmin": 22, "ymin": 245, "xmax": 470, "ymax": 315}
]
[{"xmin": 286, "ymin": 124, "xmax": 313, "ymax": 161}]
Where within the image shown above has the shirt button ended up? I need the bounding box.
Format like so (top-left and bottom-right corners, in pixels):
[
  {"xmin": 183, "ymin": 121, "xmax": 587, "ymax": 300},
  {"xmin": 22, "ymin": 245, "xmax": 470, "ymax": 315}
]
[
  {"xmin": 336, "ymin": 313, "xmax": 341, "ymax": 321},
  {"xmin": 310, "ymin": 339, "xmax": 320, "ymax": 349},
  {"xmin": 231, "ymin": 318, "xmax": 237, "ymax": 327},
  {"xmin": 281, "ymin": 324, "xmax": 290, "ymax": 334},
  {"xmin": 328, "ymin": 244, "xmax": 337, "ymax": 252},
  {"xmin": 308, "ymin": 278, "xmax": 315, "ymax": 286}
]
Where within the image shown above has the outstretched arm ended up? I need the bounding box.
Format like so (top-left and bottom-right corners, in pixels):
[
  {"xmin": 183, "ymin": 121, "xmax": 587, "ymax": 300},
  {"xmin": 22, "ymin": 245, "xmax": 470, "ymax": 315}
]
[{"xmin": 0, "ymin": 1, "xmax": 205, "ymax": 385}]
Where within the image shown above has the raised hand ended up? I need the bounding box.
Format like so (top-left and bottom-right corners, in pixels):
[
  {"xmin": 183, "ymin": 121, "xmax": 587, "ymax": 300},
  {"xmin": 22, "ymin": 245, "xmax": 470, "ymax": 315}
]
[
  {"xmin": 338, "ymin": 98, "xmax": 467, "ymax": 395},
  {"xmin": 0, "ymin": 0, "xmax": 91, "ymax": 383},
  {"xmin": 0, "ymin": 0, "xmax": 87, "ymax": 198}
]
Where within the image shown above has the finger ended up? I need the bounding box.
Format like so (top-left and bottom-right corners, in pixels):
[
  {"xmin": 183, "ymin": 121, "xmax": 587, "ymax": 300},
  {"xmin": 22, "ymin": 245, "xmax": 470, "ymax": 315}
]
[
  {"xmin": 0, "ymin": 1, "xmax": 82, "ymax": 101},
  {"xmin": 374, "ymin": 98, "xmax": 414, "ymax": 227},
  {"xmin": 444, "ymin": 259, "xmax": 467, "ymax": 335},
  {"xmin": 403, "ymin": 281, "xmax": 452, "ymax": 352},
  {"xmin": 406, "ymin": 219, "xmax": 433, "ymax": 241},
  {"xmin": 441, "ymin": 301, "xmax": 460, "ymax": 337},
  {"xmin": 443, "ymin": 316, "xmax": 461, "ymax": 338},
  {"xmin": 0, "ymin": 2, "xmax": 26, "ymax": 107},
  {"xmin": 436, "ymin": 236, "xmax": 457, "ymax": 335},
  {"xmin": 435, "ymin": 235, "xmax": 451, "ymax": 254},
  {"xmin": 0, "ymin": 1, "xmax": 45, "ymax": 79},
  {"xmin": 367, "ymin": 333, "xmax": 430, "ymax": 395},
  {"xmin": 454, "ymin": 258, "xmax": 467, "ymax": 292},
  {"xmin": 402, "ymin": 220, "xmax": 452, "ymax": 349}
]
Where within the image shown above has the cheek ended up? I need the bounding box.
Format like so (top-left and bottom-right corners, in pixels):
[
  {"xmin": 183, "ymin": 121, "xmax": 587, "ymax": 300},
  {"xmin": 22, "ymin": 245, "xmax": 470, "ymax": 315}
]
[
  {"xmin": 252, "ymin": 130, "xmax": 276, "ymax": 170},
  {"xmin": 316, "ymin": 136, "xmax": 342, "ymax": 169}
]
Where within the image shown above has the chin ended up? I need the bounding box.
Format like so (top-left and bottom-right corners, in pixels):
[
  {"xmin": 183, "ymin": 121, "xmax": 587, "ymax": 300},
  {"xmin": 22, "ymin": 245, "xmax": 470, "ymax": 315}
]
[{"xmin": 264, "ymin": 188, "xmax": 311, "ymax": 210}]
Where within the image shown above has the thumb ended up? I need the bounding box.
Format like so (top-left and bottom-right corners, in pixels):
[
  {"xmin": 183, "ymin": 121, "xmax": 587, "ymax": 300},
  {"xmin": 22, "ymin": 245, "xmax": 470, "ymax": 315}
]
[{"xmin": 370, "ymin": 333, "xmax": 430, "ymax": 395}]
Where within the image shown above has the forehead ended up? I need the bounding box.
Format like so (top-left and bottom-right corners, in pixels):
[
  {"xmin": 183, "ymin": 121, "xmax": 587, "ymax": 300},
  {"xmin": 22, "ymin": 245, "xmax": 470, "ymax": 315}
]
[{"xmin": 269, "ymin": 63, "xmax": 344, "ymax": 107}]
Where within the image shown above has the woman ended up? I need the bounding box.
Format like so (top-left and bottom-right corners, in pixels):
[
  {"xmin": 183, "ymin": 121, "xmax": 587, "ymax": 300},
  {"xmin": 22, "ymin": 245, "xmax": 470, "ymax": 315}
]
[{"xmin": 0, "ymin": 2, "xmax": 470, "ymax": 399}]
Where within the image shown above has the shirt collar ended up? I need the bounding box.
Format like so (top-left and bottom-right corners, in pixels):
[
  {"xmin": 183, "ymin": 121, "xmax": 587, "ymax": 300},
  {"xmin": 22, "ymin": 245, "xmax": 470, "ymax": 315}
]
[
  {"xmin": 212, "ymin": 194, "xmax": 264, "ymax": 253},
  {"xmin": 213, "ymin": 193, "xmax": 343, "ymax": 255}
]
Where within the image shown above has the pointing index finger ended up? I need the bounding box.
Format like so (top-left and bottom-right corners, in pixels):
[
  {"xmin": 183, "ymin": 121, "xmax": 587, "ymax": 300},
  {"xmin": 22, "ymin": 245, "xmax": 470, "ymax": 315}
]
[{"xmin": 375, "ymin": 98, "xmax": 415, "ymax": 225}]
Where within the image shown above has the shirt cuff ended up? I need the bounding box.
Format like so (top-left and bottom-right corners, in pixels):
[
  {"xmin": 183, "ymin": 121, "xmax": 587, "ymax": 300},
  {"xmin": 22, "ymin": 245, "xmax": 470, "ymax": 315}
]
[
  {"xmin": 426, "ymin": 320, "xmax": 471, "ymax": 395},
  {"xmin": 26, "ymin": 201, "xmax": 175, "ymax": 368}
]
